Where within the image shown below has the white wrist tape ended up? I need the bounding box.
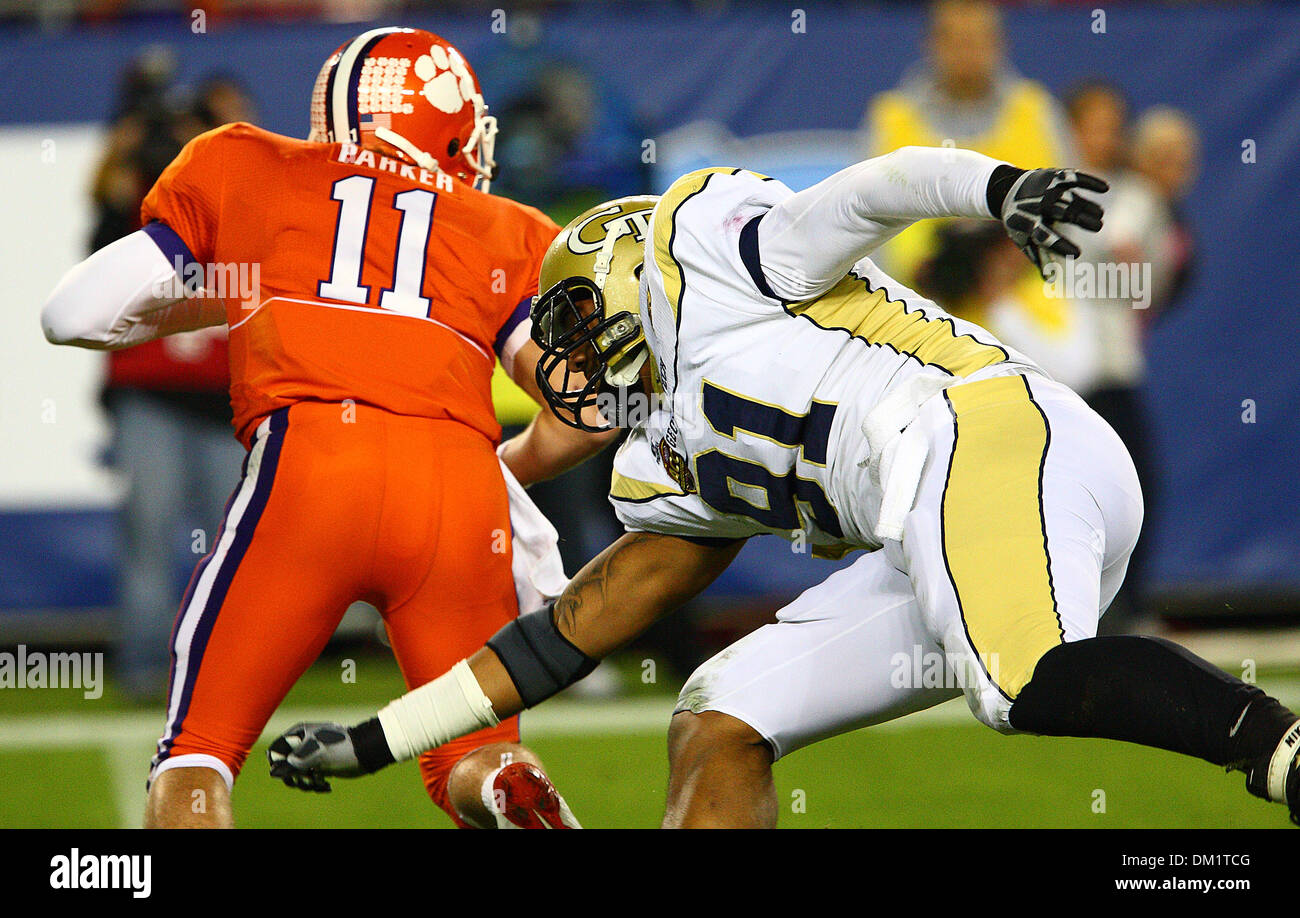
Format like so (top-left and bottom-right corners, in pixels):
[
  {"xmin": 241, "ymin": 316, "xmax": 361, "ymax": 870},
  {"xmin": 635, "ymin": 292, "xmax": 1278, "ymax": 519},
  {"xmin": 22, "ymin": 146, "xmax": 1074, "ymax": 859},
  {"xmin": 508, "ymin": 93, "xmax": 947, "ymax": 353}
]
[{"xmin": 377, "ymin": 660, "xmax": 500, "ymax": 763}]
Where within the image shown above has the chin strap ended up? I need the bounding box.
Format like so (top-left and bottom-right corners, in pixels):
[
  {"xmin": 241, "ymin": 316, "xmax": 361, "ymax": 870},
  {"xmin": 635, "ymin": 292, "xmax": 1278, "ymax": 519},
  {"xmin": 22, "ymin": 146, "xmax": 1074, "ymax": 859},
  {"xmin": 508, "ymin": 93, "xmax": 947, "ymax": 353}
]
[
  {"xmin": 591, "ymin": 215, "xmax": 629, "ymax": 291},
  {"xmin": 375, "ymin": 121, "xmax": 498, "ymax": 193},
  {"xmin": 373, "ymin": 126, "xmax": 440, "ymax": 175},
  {"xmin": 605, "ymin": 345, "xmax": 648, "ymax": 387}
]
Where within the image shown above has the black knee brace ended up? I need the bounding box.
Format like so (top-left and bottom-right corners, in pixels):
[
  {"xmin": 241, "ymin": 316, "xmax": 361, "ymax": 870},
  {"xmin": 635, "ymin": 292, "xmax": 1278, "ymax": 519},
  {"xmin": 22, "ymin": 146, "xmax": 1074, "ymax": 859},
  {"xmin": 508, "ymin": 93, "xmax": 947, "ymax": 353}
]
[{"xmin": 1009, "ymin": 635, "xmax": 1296, "ymax": 769}]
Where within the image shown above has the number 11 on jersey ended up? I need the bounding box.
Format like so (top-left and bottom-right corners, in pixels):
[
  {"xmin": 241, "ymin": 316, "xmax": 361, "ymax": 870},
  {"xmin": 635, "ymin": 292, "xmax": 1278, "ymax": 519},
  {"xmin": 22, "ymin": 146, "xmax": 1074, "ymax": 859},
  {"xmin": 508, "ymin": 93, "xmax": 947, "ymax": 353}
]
[{"xmin": 318, "ymin": 174, "xmax": 437, "ymax": 318}]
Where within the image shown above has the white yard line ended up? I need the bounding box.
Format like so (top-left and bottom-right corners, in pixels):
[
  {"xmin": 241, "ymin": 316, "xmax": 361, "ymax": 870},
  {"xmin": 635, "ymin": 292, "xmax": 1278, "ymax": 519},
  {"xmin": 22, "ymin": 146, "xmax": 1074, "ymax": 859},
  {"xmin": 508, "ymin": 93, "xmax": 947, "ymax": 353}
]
[
  {"xmin": 104, "ymin": 738, "xmax": 147, "ymax": 829},
  {"xmin": 0, "ymin": 697, "xmax": 678, "ymax": 750},
  {"xmin": 4, "ymin": 677, "xmax": 1299, "ymax": 750},
  {"xmin": 4, "ymin": 678, "xmax": 1299, "ymax": 827},
  {"xmin": 0, "ymin": 698, "xmax": 676, "ymax": 828}
]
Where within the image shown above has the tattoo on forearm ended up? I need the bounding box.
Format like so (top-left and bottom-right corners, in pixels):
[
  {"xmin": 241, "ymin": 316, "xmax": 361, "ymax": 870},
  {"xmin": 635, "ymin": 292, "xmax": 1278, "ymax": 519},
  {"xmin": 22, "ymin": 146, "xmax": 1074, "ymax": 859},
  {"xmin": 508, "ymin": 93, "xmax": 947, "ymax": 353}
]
[{"xmin": 551, "ymin": 532, "xmax": 658, "ymax": 643}]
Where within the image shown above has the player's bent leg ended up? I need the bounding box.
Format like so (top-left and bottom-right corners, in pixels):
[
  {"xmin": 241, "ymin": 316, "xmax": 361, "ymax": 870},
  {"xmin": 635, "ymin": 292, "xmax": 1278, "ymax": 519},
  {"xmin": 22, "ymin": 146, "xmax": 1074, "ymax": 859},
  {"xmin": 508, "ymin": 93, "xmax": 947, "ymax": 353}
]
[
  {"xmin": 1009, "ymin": 637, "xmax": 1300, "ymax": 823},
  {"xmin": 897, "ymin": 374, "xmax": 1135, "ymax": 733},
  {"xmin": 446, "ymin": 742, "xmax": 538, "ymax": 829},
  {"xmin": 663, "ymin": 711, "xmax": 776, "ymax": 829},
  {"xmin": 416, "ymin": 728, "xmax": 579, "ymax": 829},
  {"xmin": 376, "ymin": 419, "xmax": 565, "ymax": 826},
  {"xmin": 144, "ymin": 765, "xmax": 233, "ymax": 828},
  {"xmin": 905, "ymin": 375, "xmax": 1300, "ymax": 823},
  {"xmin": 147, "ymin": 406, "xmax": 371, "ymax": 826},
  {"xmin": 668, "ymin": 550, "xmax": 959, "ymax": 827},
  {"xmin": 414, "ymin": 723, "xmax": 514, "ymax": 827}
]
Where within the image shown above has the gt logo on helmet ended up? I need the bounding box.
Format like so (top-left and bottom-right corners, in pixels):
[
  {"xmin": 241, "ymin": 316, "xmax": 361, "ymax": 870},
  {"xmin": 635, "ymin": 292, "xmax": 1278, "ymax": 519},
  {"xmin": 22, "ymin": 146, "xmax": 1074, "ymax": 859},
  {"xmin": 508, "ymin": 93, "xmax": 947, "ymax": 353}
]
[{"xmin": 567, "ymin": 207, "xmax": 652, "ymax": 256}]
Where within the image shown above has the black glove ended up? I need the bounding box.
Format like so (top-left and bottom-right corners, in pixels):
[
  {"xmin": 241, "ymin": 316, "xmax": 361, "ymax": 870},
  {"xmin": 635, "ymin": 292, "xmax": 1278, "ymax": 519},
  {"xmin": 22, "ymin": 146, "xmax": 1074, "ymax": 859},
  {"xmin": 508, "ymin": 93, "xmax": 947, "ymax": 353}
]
[
  {"xmin": 267, "ymin": 719, "xmax": 392, "ymax": 793},
  {"xmin": 998, "ymin": 167, "xmax": 1108, "ymax": 277}
]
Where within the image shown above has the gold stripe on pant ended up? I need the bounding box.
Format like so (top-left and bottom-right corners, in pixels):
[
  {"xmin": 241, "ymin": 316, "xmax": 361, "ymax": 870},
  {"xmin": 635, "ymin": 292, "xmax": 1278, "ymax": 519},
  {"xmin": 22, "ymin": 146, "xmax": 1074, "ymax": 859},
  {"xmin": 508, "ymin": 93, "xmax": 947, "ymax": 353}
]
[{"xmin": 940, "ymin": 375, "xmax": 1061, "ymax": 700}]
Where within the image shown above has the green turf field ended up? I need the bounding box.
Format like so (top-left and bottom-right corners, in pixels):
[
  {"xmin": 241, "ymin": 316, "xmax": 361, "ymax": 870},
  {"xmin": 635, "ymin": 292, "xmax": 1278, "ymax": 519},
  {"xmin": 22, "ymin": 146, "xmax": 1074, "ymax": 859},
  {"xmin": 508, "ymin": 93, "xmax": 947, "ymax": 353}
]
[{"xmin": 2, "ymin": 650, "xmax": 1295, "ymax": 828}]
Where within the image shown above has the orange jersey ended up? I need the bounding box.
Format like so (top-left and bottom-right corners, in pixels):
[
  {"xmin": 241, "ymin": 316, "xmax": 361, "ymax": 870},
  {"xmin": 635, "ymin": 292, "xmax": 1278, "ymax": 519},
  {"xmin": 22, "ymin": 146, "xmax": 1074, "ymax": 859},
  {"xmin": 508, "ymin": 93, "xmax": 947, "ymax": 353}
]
[{"xmin": 141, "ymin": 122, "xmax": 559, "ymax": 447}]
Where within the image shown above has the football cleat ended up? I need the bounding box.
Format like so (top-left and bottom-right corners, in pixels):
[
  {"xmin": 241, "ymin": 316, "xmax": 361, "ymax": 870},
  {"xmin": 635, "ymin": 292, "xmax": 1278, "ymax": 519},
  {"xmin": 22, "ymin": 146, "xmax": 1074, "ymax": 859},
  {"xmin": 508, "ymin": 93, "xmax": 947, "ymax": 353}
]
[
  {"xmin": 484, "ymin": 762, "xmax": 582, "ymax": 829},
  {"xmin": 1245, "ymin": 717, "xmax": 1300, "ymax": 826}
]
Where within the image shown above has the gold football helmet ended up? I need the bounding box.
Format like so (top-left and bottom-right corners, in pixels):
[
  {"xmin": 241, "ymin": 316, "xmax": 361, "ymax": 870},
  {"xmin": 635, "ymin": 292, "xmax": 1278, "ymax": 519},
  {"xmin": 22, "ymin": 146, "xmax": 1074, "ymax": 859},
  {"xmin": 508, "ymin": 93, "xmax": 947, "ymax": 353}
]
[{"xmin": 531, "ymin": 195, "xmax": 659, "ymax": 431}]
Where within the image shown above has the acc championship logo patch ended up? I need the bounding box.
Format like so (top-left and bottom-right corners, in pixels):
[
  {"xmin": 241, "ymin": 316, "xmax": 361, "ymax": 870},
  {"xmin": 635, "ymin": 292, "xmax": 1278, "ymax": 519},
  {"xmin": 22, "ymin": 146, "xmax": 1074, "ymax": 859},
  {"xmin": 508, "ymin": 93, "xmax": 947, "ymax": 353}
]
[{"xmin": 653, "ymin": 429, "xmax": 697, "ymax": 494}]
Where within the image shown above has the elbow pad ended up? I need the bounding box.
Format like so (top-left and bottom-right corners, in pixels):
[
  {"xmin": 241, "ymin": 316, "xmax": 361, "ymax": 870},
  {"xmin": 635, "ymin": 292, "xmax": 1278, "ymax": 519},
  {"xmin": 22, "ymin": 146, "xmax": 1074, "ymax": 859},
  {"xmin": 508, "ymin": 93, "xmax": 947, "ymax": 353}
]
[{"xmin": 486, "ymin": 601, "xmax": 599, "ymax": 708}]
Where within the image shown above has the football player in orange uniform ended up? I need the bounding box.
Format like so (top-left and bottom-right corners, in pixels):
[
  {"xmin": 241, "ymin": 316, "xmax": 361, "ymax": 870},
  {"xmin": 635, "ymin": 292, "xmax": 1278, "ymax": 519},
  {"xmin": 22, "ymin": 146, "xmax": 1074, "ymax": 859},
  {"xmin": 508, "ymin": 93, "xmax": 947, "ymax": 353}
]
[{"xmin": 41, "ymin": 27, "xmax": 616, "ymax": 828}]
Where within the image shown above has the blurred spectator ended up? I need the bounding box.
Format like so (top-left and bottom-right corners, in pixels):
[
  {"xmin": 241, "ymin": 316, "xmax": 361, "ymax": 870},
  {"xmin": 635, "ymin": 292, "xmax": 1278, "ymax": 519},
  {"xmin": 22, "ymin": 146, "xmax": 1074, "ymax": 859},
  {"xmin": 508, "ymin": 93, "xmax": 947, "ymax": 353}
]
[
  {"xmin": 1068, "ymin": 80, "xmax": 1126, "ymax": 175},
  {"xmin": 1063, "ymin": 83, "xmax": 1168, "ymax": 399},
  {"xmin": 89, "ymin": 47, "xmax": 187, "ymax": 252},
  {"xmin": 491, "ymin": 61, "xmax": 651, "ymax": 225},
  {"xmin": 90, "ymin": 53, "xmax": 253, "ymax": 702},
  {"xmin": 1065, "ymin": 87, "xmax": 1199, "ymax": 631},
  {"xmin": 916, "ymin": 221, "xmax": 1100, "ymax": 393},
  {"xmin": 192, "ymin": 73, "xmax": 258, "ymax": 129},
  {"xmin": 1131, "ymin": 105, "xmax": 1199, "ymax": 315},
  {"xmin": 861, "ymin": 0, "xmax": 1074, "ymax": 284}
]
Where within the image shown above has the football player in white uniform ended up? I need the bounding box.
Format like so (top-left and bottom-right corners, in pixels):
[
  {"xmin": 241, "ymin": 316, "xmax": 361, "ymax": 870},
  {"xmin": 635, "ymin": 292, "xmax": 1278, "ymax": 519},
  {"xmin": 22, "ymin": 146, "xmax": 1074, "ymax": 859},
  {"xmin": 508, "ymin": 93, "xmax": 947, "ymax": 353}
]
[{"xmin": 269, "ymin": 148, "xmax": 1300, "ymax": 827}]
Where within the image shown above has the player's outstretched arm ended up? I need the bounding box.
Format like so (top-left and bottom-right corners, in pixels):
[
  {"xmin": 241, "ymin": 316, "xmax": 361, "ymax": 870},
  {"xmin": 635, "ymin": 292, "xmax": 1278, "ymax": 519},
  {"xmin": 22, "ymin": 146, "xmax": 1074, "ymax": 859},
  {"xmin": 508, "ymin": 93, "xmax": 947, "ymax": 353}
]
[
  {"xmin": 756, "ymin": 146, "xmax": 1006, "ymax": 299},
  {"xmin": 498, "ymin": 338, "xmax": 620, "ymax": 486},
  {"xmin": 268, "ymin": 531, "xmax": 744, "ymax": 791},
  {"xmin": 41, "ymin": 228, "xmax": 225, "ymax": 349},
  {"xmin": 755, "ymin": 146, "xmax": 1107, "ymax": 299}
]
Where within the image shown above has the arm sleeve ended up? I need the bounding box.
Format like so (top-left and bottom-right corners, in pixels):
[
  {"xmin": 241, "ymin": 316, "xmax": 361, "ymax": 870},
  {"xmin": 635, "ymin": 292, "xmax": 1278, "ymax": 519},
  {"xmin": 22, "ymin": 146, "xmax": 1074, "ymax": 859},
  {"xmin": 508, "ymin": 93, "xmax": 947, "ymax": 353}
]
[
  {"xmin": 756, "ymin": 146, "xmax": 1008, "ymax": 301},
  {"xmin": 493, "ymin": 297, "xmax": 533, "ymax": 375},
  {"xmin": 41, "ymin": 227, "xmax": 225, "ymax": 350}
]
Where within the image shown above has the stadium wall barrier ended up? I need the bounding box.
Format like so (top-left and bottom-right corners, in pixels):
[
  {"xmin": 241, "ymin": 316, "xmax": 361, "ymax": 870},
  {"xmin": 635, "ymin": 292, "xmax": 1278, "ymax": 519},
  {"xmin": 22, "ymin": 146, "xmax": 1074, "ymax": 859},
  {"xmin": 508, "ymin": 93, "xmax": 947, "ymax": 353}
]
[{"xmin": 2, "ymin": 1, "xmax": 1298, "ymax": 616}]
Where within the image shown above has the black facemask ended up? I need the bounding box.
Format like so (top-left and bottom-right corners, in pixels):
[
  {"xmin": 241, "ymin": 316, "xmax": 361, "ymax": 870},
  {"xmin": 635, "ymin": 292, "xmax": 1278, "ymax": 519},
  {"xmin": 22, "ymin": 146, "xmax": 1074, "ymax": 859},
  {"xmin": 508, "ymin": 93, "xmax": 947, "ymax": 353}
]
[{"xmin": 531, "ymin": 277, "xmax": 642, "ymax": 432}]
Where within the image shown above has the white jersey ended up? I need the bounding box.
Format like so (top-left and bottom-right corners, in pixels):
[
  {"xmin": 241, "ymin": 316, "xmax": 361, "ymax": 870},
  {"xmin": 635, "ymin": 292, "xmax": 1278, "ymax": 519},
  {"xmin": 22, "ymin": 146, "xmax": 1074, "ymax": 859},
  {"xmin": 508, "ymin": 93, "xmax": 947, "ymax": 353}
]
[
  {"xmin": 611, "ymin": 162, "xmax": 1042, "ymax": 554},
  {"xmin": 602, "ymin": 155, "xmax": 1143, "ymax": 742}
]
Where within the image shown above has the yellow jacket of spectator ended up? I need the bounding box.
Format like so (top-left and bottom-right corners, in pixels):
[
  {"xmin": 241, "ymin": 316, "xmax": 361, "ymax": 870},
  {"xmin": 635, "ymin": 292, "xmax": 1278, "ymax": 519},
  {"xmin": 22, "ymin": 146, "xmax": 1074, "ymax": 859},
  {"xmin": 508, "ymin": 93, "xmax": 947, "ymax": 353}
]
[{"xmin": 865, "ymin": 77, "xmax": 1068, "ymax": 284}]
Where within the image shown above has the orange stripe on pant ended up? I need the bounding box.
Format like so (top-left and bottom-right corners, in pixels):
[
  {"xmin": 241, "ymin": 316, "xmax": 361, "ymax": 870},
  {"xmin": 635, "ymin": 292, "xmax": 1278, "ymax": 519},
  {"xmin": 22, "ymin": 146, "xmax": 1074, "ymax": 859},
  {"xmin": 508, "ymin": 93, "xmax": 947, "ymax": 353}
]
[{"xmin": 152, "ymin": 400, "xmax": 520, "ymax": 824}]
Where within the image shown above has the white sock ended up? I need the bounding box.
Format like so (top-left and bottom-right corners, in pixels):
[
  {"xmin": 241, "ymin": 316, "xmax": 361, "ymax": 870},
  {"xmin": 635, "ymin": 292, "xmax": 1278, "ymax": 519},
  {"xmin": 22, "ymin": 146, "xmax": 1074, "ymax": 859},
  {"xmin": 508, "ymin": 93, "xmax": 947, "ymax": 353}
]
[
  {"xmin": 481, "ymin": 766, "xmax": 508, "ymax": 824},
  {"xmin": 1266, "ymin": 718, "xmax": 1300, "ymax": 802},
  {"xmin": 377, "ymin": 660, "xmax": 499, "ymax": 762}
]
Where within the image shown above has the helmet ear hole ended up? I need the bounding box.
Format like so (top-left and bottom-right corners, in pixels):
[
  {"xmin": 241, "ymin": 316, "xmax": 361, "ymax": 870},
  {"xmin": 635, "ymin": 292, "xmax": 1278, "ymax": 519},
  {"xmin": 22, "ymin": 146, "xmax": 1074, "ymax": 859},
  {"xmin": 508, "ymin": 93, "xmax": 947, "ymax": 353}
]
[
  {"xmin": 447, "ymin": 138, "xmax": 460, "ymax": 157},
  {"xmin": 633, "ymin": 263, "xmax": 644, "ymax": 280}
]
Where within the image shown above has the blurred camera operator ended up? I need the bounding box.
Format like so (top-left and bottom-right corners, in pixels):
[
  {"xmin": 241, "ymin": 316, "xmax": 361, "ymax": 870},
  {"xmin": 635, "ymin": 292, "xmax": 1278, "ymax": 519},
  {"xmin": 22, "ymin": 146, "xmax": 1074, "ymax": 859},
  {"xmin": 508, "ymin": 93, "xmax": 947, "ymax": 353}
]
[{"xmin": 89, "ymin": 50, "xmax": 254, "ymax": 702}]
